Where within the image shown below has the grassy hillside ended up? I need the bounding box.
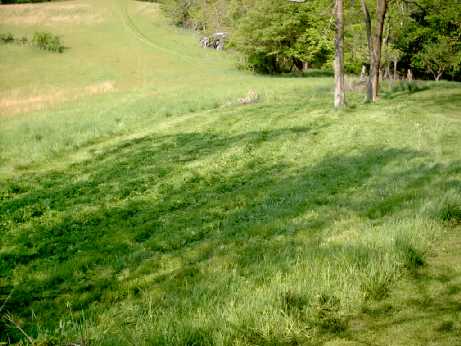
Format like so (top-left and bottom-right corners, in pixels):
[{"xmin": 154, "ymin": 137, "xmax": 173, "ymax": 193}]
[
  {"xmin": 1, "ymin": 1, "xmax": 461, "ymax": 345},
  {"xmin": 0, "ymin": 0, "xmax": 312, "ymax": 173}
]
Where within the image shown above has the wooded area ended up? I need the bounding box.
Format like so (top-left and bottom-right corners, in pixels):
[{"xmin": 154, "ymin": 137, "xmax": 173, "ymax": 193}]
[{"xmin": 160, "ymin": 0, "xmax": 461, "ymax": 84}]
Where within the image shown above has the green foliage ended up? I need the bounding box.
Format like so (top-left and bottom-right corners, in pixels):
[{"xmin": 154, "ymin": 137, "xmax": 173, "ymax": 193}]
[
  {"xmin": 390, "ymin": 0, "xmax": 461, "ymax": 80},
  {"xmin": 413, "ymin": 37, "xmax": 460, "ymax": 80},
  {"xmin": 161, "ymin": 0, "xmax": 248, "ymax": 32},
  {"xmin": 32, "ymin": 31, "xmax": 64, "ymax": 53},
  {"xmin": 161, "ymin": 0, "xmax": 196, "ymax": 28},
  {"xmin": 340, "ymin": 0, "xmax": 461, "ymax": 79},
  {"xmin": 161, "ymin": 0, "xmax": 461, "ymax": 78},
  {"xmin": 231, "ymin": 0, "xmax": 333, "ymax": 73},
  {"xmin": 0, "ymin": 32, "xmax": 14, "ymax": 44},
  {"xmin": 1, "ymin": 32, "xmax": 29, "ymax": 46},
  {"xmin": 162, "ymin": 0, "xmax": 333, "ymax": 73}
]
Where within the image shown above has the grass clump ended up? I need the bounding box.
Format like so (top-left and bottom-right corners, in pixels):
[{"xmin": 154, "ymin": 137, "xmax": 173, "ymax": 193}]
[
  {"xmin": 0, "ymin": 32, "xmax": 14, "ymax": 44},
  {"xmin": 32, "ymin": 32, "xmax": 64, "ymax": 53},
  {"xmin": 312, "ymin": 294, "xmax": 347, "ymax": 334},
  {"xmin": 395, "ymin": 237, "xmax": 426, "ymax": 272},
  {"xmin": 425, "ymin": 191, "xmax": 461, "ymax": 225},
  {"xmin": 0, "ymin": 32, "xmax": 28, "ymax": 45},
  {"xmin": 361, "ymin": 272, "xmax": 393, "ymax": 301},
  {"xmin": 438, "ymin": 202, "xmax": 461, "ymax": 225}
]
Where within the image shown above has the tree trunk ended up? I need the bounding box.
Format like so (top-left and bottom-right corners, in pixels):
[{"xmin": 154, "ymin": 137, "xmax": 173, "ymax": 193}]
[
  {"xmin": 371, "ymin": 0, "xmax": 388, "ymax": 101},
  {"xmin": 360, "ymin": 0, "xmax": 373, "ymax": 102},
  {"xmin": 303, "ymin": 62, "xmax": 309, "ymax": 72},
  {"xmin": 384, "ymin": 65, "xmax": 391, "ymax": 80},
  {"xmin": 393, "ymin": 59, "xmax": 398, "ymax": 80},
  {"xmin": 360, "ymin": 65, "xmax": 367, "ymax": 81},
  {"xmin": 407, "ymin": 69, "xmax": 413, "ymax": 81},
  {"xmin": 334, "ymin": 0, "xmax": 345, "ymax": 108}
]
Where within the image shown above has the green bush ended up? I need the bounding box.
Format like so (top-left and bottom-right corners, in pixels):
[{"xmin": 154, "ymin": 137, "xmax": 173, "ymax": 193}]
[
  {"xmin": 19, "ymin": 36, "xmax": 28, "ymax": 45},
  {"xmin": 32, "ymin": 32, "xmax": 64, "ymax": 53},
  {"xmin": 0, "ymin": 32, "xmax": 15, "ymax": 44},
  {"xmin": 1, "ymin": 33, "xmax": 28, "ymax": 46}
]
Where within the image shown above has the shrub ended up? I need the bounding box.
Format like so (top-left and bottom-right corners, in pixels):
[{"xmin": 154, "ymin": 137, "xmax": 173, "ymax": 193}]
[
  {"xmin": 32, "ymin": 32, "xmax": 64, "ymax": 53},
  {"xmin": 361, "ymin": 272, "xmax": 392, "ymax": 301},
  {"xmin": 0, "ymin": 32, "xmax": 15, "ymax": 44},
  {"xmin": 439, "ymin": 203, "xmax": 461, "ymax": 224},
  {"xmin": 312, "ymin": 293, "xmax": 347, "ymax": 333},
  {"xmin": 19, "ymin": 36, "xmax": 28, "ymax": 45}
]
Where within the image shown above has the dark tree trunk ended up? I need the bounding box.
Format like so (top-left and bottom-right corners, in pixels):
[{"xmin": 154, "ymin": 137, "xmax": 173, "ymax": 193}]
[
  {"xmin": 371, "ymin": 0, "xmax": 388, "ymax": 101},
  {"xmin": 335, "ymin": 0, "xmax": 345, "ymax": 108},
  {"xmin": 293, "ymin": 58, "xmax": 305, "ymax": 71},
  {"xmin": 360, "ymin": 0, "xmax": 373, "ymax": 102}
]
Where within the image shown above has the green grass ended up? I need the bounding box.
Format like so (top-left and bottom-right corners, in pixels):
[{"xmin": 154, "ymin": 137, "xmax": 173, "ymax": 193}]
[{"xmin": 1, "ymin": 1, "xmax": 461, "ymax": 345}]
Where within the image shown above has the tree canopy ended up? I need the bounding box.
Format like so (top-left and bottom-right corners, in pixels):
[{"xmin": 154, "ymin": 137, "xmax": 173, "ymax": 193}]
[{"xmin": 161, "ymin": 0, "xmax": 461, "ymax": 80}]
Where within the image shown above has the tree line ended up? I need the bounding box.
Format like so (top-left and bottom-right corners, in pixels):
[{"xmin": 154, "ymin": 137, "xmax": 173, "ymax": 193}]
[{"xmin": 160, "ymin": 0, "xmax": 460, "ymax": 84}]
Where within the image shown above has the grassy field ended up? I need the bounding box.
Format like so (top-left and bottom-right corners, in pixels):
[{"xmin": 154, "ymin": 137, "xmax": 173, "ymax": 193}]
[{"xmin": 1, "ymin": 1, "xmax": 461, "ymax": 345}]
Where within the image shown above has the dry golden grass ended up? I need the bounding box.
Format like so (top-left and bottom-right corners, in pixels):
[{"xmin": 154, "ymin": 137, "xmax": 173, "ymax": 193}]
[
  {"xmin": 0, "ymin": 81, "xmax": 115, "ymax": 116},
  {"xmin": 133, "ymin": 1, "xmax": 161, "ymax": 18},
  {"xmin": 0, "ymin": 1, "xmax": 103, "ymax": 26}
]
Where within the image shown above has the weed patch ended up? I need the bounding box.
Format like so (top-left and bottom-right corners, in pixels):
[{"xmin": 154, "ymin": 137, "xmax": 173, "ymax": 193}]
[
  {"xmin": 32, "ymin": 31, "xmax": 64, "ymax": 53},
  {"xmin": 312, "ymin": 294, "xmax": 347, "ymax": 334},
  {"xmin": 395, "ymin": 237, "xmax": 425, "ymax": 272}
]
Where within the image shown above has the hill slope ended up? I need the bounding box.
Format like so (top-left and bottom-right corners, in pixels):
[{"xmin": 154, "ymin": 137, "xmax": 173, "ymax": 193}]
[{"xmin": 1, "ymin": 1, "xmax": 461, "ymax": 345}]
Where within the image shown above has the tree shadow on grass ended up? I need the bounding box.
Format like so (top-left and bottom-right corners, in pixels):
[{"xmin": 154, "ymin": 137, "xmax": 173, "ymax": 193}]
[
  {"xmin": 275, "ymin": 70, "xmax": 335, "ymax": 79},
  {"xmin": 0, "ymin": 123, "xmax": 460, "ymax": 343},
  {"xmin": 381, "ymin": 81, "xmax": 461, "ymax": 110}
]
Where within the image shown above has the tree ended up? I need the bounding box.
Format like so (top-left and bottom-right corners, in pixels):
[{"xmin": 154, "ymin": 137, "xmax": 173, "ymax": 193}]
[
  {"xmin": 414, "ymin": 37, "xmax": 459, "ymax": 81},
  {"xmin": 360, "ymin": 0, "xmax": 373, "ymax": 101},
  {"xmin": 232, "ymin": 0, "xmax": 333, "ymax": 74},
  {"xmin": 357, "ymin": 0, "xmax": 389, "ymax": 102},
  {"xmin": 390, "ymin": 0, "xmax": 461, "ymax": 80},
  {"xmin": 335, "ymin": 0, "xmax": 345, "ymax": 107},
  {"xmin": 382, "ymin": 44, "xmax": 403, "ymax": 80},
  {"xmin": 370, "ymin": 0, "xmax": 388, "ymax": 100}
]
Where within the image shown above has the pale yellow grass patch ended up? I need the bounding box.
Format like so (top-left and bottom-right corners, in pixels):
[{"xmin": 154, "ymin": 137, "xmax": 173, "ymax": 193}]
[
  {"xmin": 0, "ymin": 1, "xmax": 103, "ymax": 26},
  {"xmin": 323, "ymin": 218, "xmax": 364, "ymax": 245},
  {"xmin": 0, "ymin": 81, "xmax": 116, "ymax": 116},
  {"xmin": 84, "ymin": 80, "xmax": 115, "ymax": 94},
  {"xmin": 133, "ymin": 1, "xmax": 161, "ymax": 18}
]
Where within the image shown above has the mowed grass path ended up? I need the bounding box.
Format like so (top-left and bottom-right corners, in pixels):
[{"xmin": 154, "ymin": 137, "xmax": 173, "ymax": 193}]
[{"xmin": 1, "ymin": 1, "xmax": 461, "ymax": 345}]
